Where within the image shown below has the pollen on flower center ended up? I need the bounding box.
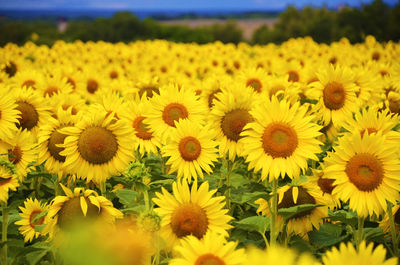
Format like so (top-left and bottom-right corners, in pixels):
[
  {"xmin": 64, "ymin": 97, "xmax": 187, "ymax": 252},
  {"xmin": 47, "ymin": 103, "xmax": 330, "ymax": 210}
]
[
  {"xmin": 345, "ymin": 153, "xmax": 384, "ymax": 192},
  {"xmin": 221, "ymin": 109, "xmax": 252, "ymax": 142},
  {"xmin": 262, "ymin": 123, "xmax": 298, "ymax": 158},
  {"xmin": 78, "ymin": 126, "xmax": 118, "ymax": 164},
  {"xmin": 179, "ymin": 136, "xmax": 202, "ymax": 161},
  {"xmin": 48, "ymin": 127, "xmax": 68, "ymax": 162},
  {"xmin": 133, "ymin": 116, "xmax": 152, "ymax": 140},
  {"xmin": 162, "ymin": 103, "xmax": 189, "ymax": 127},
  {"xmin": 195, "ymin": 254, "xmax": 226, "ymax": 265},
  {"xmin": 170, "ymin": 203, "xmax": 208, "ymax": 239},
  {"xmin": 16, "ymin": 101, "xmax": 39, "ymax": 130},
  {"xmin": 323, "ymin": 81, "xmax": 345, "ymax": 110}
]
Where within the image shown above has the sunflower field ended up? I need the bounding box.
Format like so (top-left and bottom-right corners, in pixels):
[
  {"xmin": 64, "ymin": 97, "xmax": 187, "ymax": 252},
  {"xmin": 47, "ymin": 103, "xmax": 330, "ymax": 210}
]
[{"xmin": 0, "ymin": 36, "xmax": 399, "ymax": 265}]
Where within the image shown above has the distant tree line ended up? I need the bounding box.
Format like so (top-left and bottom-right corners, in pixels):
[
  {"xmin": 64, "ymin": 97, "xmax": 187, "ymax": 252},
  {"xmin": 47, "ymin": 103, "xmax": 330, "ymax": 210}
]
[
  {"xmin": 0, "ymin": 0, "xmax": 399, "ymax": 46},
  {"xmin": 252, "ymin": 0, "xmax": 400, "ymax": 44}
]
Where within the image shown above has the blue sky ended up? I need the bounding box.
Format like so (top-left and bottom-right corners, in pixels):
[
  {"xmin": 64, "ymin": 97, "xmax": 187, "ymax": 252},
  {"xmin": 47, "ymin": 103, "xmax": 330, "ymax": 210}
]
[{"xmin": 0, "ymin": 0, "xmax": 397, "ymax": 10}]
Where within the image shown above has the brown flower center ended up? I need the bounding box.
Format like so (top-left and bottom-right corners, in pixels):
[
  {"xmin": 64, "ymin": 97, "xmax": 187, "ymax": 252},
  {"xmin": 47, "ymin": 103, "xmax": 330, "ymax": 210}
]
[
  {"xmin": 317, "ymin": 175, "xmax": 335, "ymax": 194},
  {"xmin": 57, "ymin": 196, "xmax": 100, "ymax": 229},
  {"xmin": 171, "ymin": 203, "xmax": 208, "ymax": 239},
  {"xmin": 246, "ymin": 78, "xmax": 262, "ymax": 93},
  {"xmin": 262, "ymin": 123, "xmax": 298, "ymax": 158},
  {"xmin": 208, "ymin": 89, "xmax": 221, "ymax": 108},
  {"xmin": 0, "ymin": 177, "xmax": 12, "ymax": 186},
  {"xmin": 8, "ymin": 146, "xmax": 22, "ymax": 164},
  {"xmin": 195, "ymin": 254, "xmax": 226, "ymax": 265},
  {"xmin": 372, "ymin": 51, "xmax": 380, "ymax": 61},
  {"xmin": 345, "ymin": 153, "xmax": 384, "ymax": 192},
  {"xmin": 360, "ymin": 128, "xmax": 378, "ymax": 137},
  {"xmin": 388, "ymin": 98, "xmax": 400, "ymax": 114},
  {"xmin": 48, "ymin": 127, "xmax": 68, "ymax": 162},
  {"xmin": 109, "ymin": 71, "xmax": 118, "ymax": 79},
  {"xmin": 16, "ymin": 101, "xmax": 39, "ymax": 130},
  {"xmin": 288, "ymin": 70, "xmax": 299, "ymax": 82},
  {"xmin": 133, "ymin": 116, "xmax": 152, "ymax": 140},
  {"xmin": 138, "ymin": 85, "xmax": 160, "ymax": 98},
  {"xmin": 269, "ymin": 85, "xmax": 285, "ymax": 98},
  {"xmin": 221, "ymin": 109, "xmax": 252, "ymax": 142},
  {"xmin": 66, "ymin": 77, "xmax": 76, "ymax": 89},
  {"xmin": 278, "ymin": 186, "xmax": 316, "ymax": 219},
  {"xmin": 29, "ymin": 210, "xmax": 45, "ymax": 228},
  {"xmin": 44, "ymin": 87, "xmax": 59, "ymax": 97},
  {"xmin": 162, "ymin": 103, "xmax": 189, "ymax": 127},
  {"xmin": 323, "ymin": 82, "xmax": 345, "ymax": 110},
  {"xmin": 4, "ymin": 62, "xmax": 17, "ymax": 77},
  {"xmin": 78, "ymin": 126, "xmax": 118, "ymax": 164},
  {"xmin": 22, "ymin": 80, "xmax": 36, "ymax": 89},
  {"xmin": 62, "ymin": 105, "xmax": 78, "ymax": 115},
  {"xmin": 87, "ymin": 79, "xmax": 99, "ymax": 94},
  {"xmin": 179, "ymin": 136, "xmax": 201, "ymax": 161}
]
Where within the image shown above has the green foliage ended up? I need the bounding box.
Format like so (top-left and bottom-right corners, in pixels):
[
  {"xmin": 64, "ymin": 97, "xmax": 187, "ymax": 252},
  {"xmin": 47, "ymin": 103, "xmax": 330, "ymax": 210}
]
[{"xmin": 252, "ymin": 0, "xmax": 400, "ymax": 44}]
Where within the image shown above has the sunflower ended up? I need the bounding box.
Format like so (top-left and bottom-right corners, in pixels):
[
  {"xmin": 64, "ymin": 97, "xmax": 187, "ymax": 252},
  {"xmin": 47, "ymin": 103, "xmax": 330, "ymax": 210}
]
[
  {"xmin": 145, "ymin": 84, "xmax": 206, "ymax": 142},
  {"xmin": 256, "ymin": 182, "xmax": 330, "ymax": 238},
  {"xmin": 236, "ymin": 67, "xmax": 269, "ymax": 94},
  {"xmin": 37, "ymin": 107, "xmax": 77, "ymax": 179},
  {"xmin": 323, "ymin": 132, "xmax": 400, "ymax": 217},
  {"xmin": 170, "ymin": 231, "xmax": 245, "ymax": 265},
  {"xmin": 322, "ymin": 241, "xmax": 397, "ymax": 265},
  {"xmin": 134, "ymin": 75, "xmax": 160, "ymax": 99},
  {"xmin": 342, "ymin": 107, "xmax": 400, "ymax": 142},
  {"xmin": 15, "ymin": 198, "xmax": 49, "ymax": 242},
  {"xmin": 152, "ymin": 180, "xmax": 233, "ymax": 248},
  {"xmin": 310, "ymin": 65, "xmax": 358, "ymax": 127},
  {"xmin": 379, "ymin": 204, "xmax": 400, "ymax": 235},
  {"xmin": 47, "ymin": 90, "xmax": 86, "ymax": 117},
  {"xmin": 162, "ymin": 119, "xmax": 218, "ymax": 182},
  {"xmin": 12, "ymin": 87, "xmax": 52, "ymax": 135},
  {"xmin": 45, "ymin": 184, "xmax": 123, "ymax": 237},
  {"xmin": 199, "ymin": 74, "xmax": 229, "ymax": 111},
  {"xmin": 119, "ymin": 95, "xmax": 161, "ymax": 157},
  {"xmin": 0, "ymin": 158, "xmax": 19, "ymax": 203},
  {"xmin": 0, "ymin": 128, "xmax": 38, "ymax": 180},
  {"xmin": 308, "ymin": 169, "xmax": 340, "ymax": 208},
  {"xmin": 59, "ymin": 107, "xmax": 135, "ymax": 184},
  {"xmin": 0, "ymin": 88, "xmax": 20, "ymax": 140},
  {"xmin": 209, "ymin": 85, "xmax": 256, "ymax": 160},
  {"xmin": 9, "ymin": 68, "xmax": 44, "ymax": 90},
  {"xmin": 240, "ymin": 96, "xmax": 322, "ymax": 181},
  {"xmin": 37, "ymin": 74, "xmax": 73, "ymax": 99},
  {"xmin": 78, "ymin": 66, "xmax": 109, "ymax": 103},
  {"xmin": 244, "ymin": 246, "xmax": 319, "ymax": 265}
]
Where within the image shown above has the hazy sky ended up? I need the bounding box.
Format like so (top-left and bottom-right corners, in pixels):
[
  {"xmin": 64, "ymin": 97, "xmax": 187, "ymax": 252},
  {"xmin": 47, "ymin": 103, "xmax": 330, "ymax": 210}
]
[{"xmin": 0, "ymin": 0, "xmax": 397, "ymax": 10}]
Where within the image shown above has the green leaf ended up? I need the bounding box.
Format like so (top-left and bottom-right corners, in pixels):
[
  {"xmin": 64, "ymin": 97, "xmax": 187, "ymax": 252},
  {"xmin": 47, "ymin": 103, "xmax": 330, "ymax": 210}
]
[
  {"xmin": 26, "ymin": 250, "xmax": 48, "ymax": 265},
  {"xmin": 31, "ymin": 210, "xmax": 48, "ymax": 224},
  {"xmin": 121, "ymin": 205, "xmax": 146, "ymax": 214},
  {"xmin": 327, "ymin": 209, "xmax": 358, "ymax": 227},
  {"xmin": 233, "ymin": 216, "xmax": 270, "ymax": 235},
  {"xmin": 34, "ymin": 224, "xmax": 46, "ymax": 233},
  {"xmin": 236, "ymin": 192, "xmax": 269, "ymax": 204},
  {"xmin": 278, "ymin": 204, "xmax": 322, "ymax": 221},
  {"xmin": 364, "ymin": 227, "xmax": 385, "ymax": 243},
  {"xmin": 309, "ymin": 230, "xmax": 350, "ymax": 249},
  {"xmin": 115, "ymin": 189, "xmax": 138, "ymax": 207}
]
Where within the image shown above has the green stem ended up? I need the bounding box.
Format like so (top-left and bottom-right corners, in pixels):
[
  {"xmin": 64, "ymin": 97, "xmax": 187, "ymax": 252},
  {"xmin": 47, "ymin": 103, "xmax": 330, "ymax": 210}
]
[
  {"xmin": 143, "ymin": 189, "xmax": 150, "ymax": 211},
  {"xmin": 270, "ymin": 178, "xmax": 278, "ymax": 246},
  {"xmin": 356, "ymin": 216, "xmax": 364, "ymax": 250},
  {"xmin": 261, "ymin": 232, "xmax": 269, "ymax": 248},
  {"xmin": 99, "ymin": 182, "xmax": 106, "ymax": 195},
  {"xmin": 387, "ymin": 203, "xmax": 399, "ymax": 257},
  {"xmin": 2, "ymin": 202, "xmax": 8, "ymax": 265},
  {"xmin": 225, "ymin": 159, "xmax": 233, "ymax": 210}
]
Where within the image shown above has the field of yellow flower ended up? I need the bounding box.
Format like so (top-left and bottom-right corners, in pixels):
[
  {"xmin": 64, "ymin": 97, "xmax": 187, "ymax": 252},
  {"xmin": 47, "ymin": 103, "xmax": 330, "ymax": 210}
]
[{"xmin": 0, "ymin": 36, "xmax": 399, "ymax": 265}]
